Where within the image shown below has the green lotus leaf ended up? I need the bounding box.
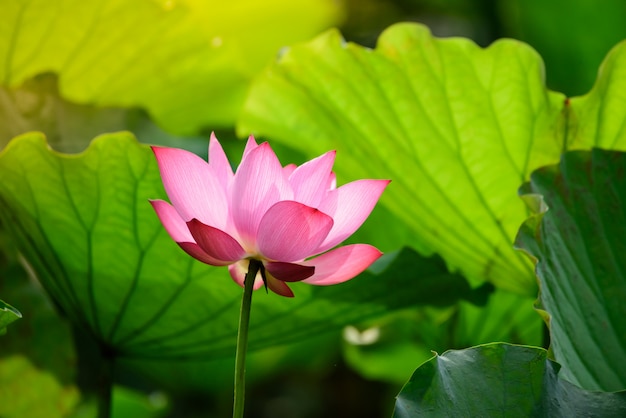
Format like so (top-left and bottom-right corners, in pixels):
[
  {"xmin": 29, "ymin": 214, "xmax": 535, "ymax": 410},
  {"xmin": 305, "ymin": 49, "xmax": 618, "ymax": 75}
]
[
  {"xmin": 516, "ymin": 148, "xmax": 626, "ymax": 392},
  {"xmin": 568, "ymin": 40, "xmax": 626, "ymax": 151},
  {"xmin": 393, "ymin": 343, "xmax": 626, "ymax": 417},
  {"xmin": 238, "ymin": 22, "xmax": 568, "ymax": 295},
  {"xmin": 0, "ymin": 0, "xmax": 343, "ymax": 134}
]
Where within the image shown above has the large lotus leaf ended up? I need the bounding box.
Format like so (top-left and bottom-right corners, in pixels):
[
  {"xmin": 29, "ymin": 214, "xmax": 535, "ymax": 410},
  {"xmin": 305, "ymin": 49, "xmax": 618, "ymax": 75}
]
[
  {"xmin": 117, "ymin": 332, "xmax": 340, "ymax": 398},
  {"xmin": 393, "ymin": 343, "xmax": 626, "ymax": 418},
  {"xmin": 238, "ymin": 22, "xmax": 568, "ymax": 295},
  {"xmin": 0, "ymin": 0, "xmax": 343, "ymax": 134},
  {"xmin": 516, "ymin": 149, "xmax": 626, "ymax": 392},
  {"xmin": 0, "ymin": 132, "xmax": 474, "ymax": 360}
]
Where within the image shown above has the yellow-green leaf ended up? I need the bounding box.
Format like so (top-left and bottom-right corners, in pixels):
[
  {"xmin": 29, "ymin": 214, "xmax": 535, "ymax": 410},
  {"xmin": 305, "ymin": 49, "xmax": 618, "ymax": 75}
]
[{"xmin": 238, "ymin": 23, "xmax": 567, "ymax": 294}]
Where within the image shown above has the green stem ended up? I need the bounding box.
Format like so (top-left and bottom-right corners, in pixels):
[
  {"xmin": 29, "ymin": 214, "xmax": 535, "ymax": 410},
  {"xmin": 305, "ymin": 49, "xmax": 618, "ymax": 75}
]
[
  {"xmin": 72, "ymin": 325, "xmax": 114, "ymax": 418},
  {"xmin": 97, "ymin": 354, "xmax": 114, "ymax": 418},
  {"xmin": 233, "ymin": 259, "xmax": 260, "ymax": 418}
]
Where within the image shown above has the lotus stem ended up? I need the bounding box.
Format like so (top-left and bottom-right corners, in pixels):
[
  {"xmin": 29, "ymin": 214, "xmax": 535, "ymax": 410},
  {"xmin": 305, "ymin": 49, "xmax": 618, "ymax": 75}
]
[{"xmin": 233, "ymin": 258, "xmax": 260, "ymax": 418}]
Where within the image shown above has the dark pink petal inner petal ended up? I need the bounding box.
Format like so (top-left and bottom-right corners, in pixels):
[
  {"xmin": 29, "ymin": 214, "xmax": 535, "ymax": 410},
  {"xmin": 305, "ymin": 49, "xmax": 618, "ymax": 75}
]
[
  {"xmin": 187, "ymin": 219, "xmax": 247, "ymax": 263},
  {"xmin": 265, "ymin": 261, "xmax": 315, "ymax": 282},
  {"xmin": 264, "ymin": 272, "xmax": 295, "ymax": 297},
  {"xmin": 178, "ymin": 242, "xmax": 232, "ymax": 266}
]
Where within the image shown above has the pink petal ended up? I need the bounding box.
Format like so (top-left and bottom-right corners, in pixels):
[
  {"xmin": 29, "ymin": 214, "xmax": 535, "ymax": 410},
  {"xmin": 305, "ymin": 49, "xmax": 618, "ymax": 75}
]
[
  {"xmin": 150, "ymin": 199, "xmax": 194, "ymax": 242},
  {"xmin": 288, "ymin": 151, "xmax": 336, "ymax": 207},
  {"xmin": 257, "ymin": 201, "xmax": 333, "ymax": 262},
  {"xmin": 208, "ymin": 132, "xmax": 234, "ymax": 189},
  {"xmin": 229, "ymin": 260, "xmax": 265, "ymax": 290},
  {"xmin": 302, "ymin": 244, "xmax": 382, "ymax": 285},
  {"xmin": 283, "ymin": 163, "xmax": 297, "ymax": 178},
  {"xmin": 241, "ymin": 135, "xmax": 259, "ymax": 162},
  {"xmin": 230, "ymin": 143, "xmax": 293, "ymax": 246},
  {"xmin": 265, "ymin": 261, "xmax": 315, "ymax": 282},
  {"xmin": 264, "ymin": 272, "xmax": 295, "ymax": 297},
  {"xmin": 150, "ymin": 200, "xmax": 230, "ymax": 266},
  {"xmin": 317, "ymin": 179, "xmax": 390, "ymax": 253},
  {"xmin": 178, "ymin": 242, "xmax": 232, "ymax": 266},
  {"xmin": 152, "ymin": 146, "xmax": 228, "ymax": 229},
  {"xmin": 187, "ymin": 219, "xmax": 246, "ymax": 263}
]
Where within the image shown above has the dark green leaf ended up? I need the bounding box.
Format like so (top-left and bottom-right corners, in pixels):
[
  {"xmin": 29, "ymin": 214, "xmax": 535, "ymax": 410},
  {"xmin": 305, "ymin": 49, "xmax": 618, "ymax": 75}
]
[
  {"xmin": 393, "ymin": 343, "xmax": 626, "ymax": 418},
  {"xmin": 516, "ymin": 149, "xmax": 626, "ymax": 391}
]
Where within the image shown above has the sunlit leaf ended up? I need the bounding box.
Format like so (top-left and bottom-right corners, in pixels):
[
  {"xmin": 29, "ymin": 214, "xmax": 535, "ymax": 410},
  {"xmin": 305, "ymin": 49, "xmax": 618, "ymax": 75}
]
[
  {"xmin": 238, "ymin": 22, "xmax": 567, "ymax": 295},
  {"xmin": 0, "ymin": 132, "xmax": 474, "ymax": 361},
  {"xmin": 393, "ymin": 343, "xmax": 626, "ymax": 418},
  {"xmin": 568, "ymin": 40, "xmax": 626, "ymax": 151},
  {"xmin": 516, "ymin": 148, "xmax": 626, "ymax": 392},
  {"xmin": 0, "ymin": 0, "xmax": 343, "ymax": 134}
]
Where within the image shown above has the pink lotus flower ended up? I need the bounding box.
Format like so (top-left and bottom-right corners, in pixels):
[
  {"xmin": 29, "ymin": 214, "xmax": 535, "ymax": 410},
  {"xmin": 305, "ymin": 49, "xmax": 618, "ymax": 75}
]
[{"xmin": 150, "ymin": 133, "xmax": 389, "ymax": 297}]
